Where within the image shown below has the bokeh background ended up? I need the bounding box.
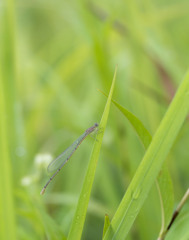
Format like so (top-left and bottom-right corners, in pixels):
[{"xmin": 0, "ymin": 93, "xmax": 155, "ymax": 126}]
[{"xmin": 1, "ymin": 0, "xmax": 189, "ymax": 239}]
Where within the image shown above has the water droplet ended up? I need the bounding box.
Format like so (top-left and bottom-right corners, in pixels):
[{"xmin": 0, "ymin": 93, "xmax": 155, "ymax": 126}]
[{"xmin": 131, "ymin": 187, "xmax": 141, "ymax": 200}]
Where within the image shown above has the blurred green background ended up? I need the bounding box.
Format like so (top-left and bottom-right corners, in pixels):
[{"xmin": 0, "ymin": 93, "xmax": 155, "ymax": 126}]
[{"xmin": 1, "ymin": 0, "xmax": 189, "ymax": 239}]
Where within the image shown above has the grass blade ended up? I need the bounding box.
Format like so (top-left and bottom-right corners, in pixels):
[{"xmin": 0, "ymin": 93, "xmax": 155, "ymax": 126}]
[
  {"xmin": 0, "ymin": 1, "xmax": 17, "ymax": 239},
  {"xmin": 0, "ymin": 84, "xmax": 17, "ymax": 240},
  {"xmin": 100, "ymin": 91, "xmax": 174, "ymax": 234},
  {"xmin": 166, "ymin": 211, "xmax": 189, "ymax": 240},
  {"xmin": 157, "ymin": 165, "xmax": 174, "ymax": 237},
  {"xmin": 98, "ymin": 91, "xmax": 152, "ymax": 148},
  {"xmin": 102, "ymin": 214, "xmax": 111, "ymax": 239},
  {"xmin": 103, "ymin": 70, "xmax": 189, "ymax": 239},
  {"xmin": 67, "ymin": 66, "xmax": 117, "ymax": 240}
]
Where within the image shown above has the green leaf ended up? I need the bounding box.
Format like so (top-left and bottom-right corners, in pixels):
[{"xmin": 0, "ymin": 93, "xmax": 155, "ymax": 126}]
[
  {"xmin": 103, "ymin": 70, "xmax": 189, "ymax": 239},
  {"xmin": 98, "ymin": 91, "xmax": 152, "ymax": 148},
  {"xmin": 0, "ymin": 1, "xmax": 17, "ymax": 239},
  {"xmin": 103, "ymin": 214, "xmax": 111, "ymax": 239},
  {"xmin": 0, "ymin": 85, "xmax": 17, "ymax": 240},
  {"xmin": 166, "ymin": 211, "xmax": 189, "ymax": 240},
  {"xmin": 67, "ymin": 66, "xmax": 117, "ymax": 240},
  {"xmin": 157, "ymin": 165, "xmax": 174, "ymax": 237},
  {"xmin": 100, "ymin": 90, "xmax": 174, "ymax": 235}
]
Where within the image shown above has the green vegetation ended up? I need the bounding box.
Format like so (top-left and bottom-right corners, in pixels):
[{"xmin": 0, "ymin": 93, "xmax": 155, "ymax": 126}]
[{"xmin": 1, "ymin": 1, "xmax": 189, "ymax": 240}]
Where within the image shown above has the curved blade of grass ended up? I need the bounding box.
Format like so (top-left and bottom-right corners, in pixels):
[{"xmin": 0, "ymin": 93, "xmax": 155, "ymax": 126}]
[
  {"xmin": 112, "ymin": 98, "xmax": 174, "ymax": 234},
  {"xmin": 110, "ymin": 96, "xmax": 174, "ymax": 233},
  {"xmin": 157, "ymin": 165, "xmax": 174, "ymax": 237},
  {"xmin": 67, "ymin": 66, "xmax": 117, "ymax": 240},
  {"xmin": 100, "ymin": 91, "xmax": 174, "ymax": 234},
  {"xmin": 98, "ymin": 91, "xmax": 152, "ymax": 148},
  {"xmin": 103, "ymin": 214, "xmax": 111, "ymax": 238},
  {"xmin": 103, "ymin": 70, "xmax": 189, "ymax": 240},
  {"xmin": 166, "ymin": 211, "xmax": 189, "ymax": 240}
]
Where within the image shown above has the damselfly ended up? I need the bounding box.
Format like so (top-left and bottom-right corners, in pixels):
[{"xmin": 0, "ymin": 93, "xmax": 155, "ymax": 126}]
[{"xmin": 40, "ymin": 123, "xmax": 99, "ymax": 195}]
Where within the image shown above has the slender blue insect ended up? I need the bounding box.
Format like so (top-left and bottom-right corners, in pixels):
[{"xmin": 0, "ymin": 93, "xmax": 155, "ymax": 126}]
[{"xmin": 40, "ymin": 123, "xmax": 99, "ymax": 195}]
